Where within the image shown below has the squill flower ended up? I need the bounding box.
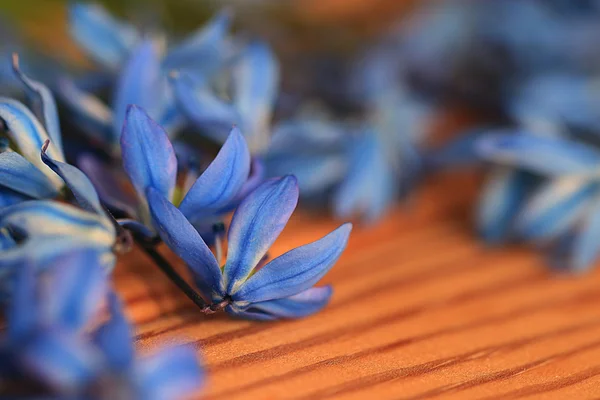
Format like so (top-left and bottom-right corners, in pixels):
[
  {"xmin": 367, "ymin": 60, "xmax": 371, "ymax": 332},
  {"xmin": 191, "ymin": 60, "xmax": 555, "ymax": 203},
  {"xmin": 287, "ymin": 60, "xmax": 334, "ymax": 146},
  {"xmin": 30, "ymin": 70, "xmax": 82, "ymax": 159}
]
[
  {"xmin": 474, "ymin": 133, "xmax": 600, "ymax": 272},
  {"xmin": 171, "ymin": 40, "xmax": 280, "ymax": 154},
  {"xmin": 119, "ymin": 105, "xmax": 261, "ymax": 242},
  {"xmin": 58, "ymin": 3, "xmax": 232, "ymax": 155},
  {"xmin": 148, "ymin": 174, "xmax": 352, "ymax": 320},
  {"xmin": 0, "ymin": 251, "xmax": 203, "ymax": 399}
]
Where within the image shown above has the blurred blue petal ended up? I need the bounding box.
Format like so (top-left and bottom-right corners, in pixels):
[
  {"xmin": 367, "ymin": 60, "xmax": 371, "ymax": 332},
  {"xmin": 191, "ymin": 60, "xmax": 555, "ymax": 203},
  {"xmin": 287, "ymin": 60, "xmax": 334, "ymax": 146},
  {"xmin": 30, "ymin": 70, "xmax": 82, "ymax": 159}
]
[
  {"xmin": 42, "ymin": 250, "xmax": 108, "ymax": 332},
  {"xmin": 235, "ymin": 224, "xmax": 351, "ymax": 303},
  {"xmin": 20, "ymin": 330, "xmax": 98, "ymax": 392},
  {"xmin": 94, "ymin": 293, "xmax": 134, "ymax": 373},
  {"xmin": 476, "ymin": 133, "xmax": 600, "ymax": 176},
  {"xmin": 68, "ymin": 3, "xmax": 139, "ymax": 69},
  {"xmin": 7, "ymin": 259, "xmax": 37, "ymax": 340},
  {"xmin": 138, "ymin": 346, "xmax": 204, "ymax": 400},
  {"xmin": 0, "ymin": 98, "xmax": 64, "ymax": 187},
  {"xmin": 569, "ymin": 198, "xmax": 600, "ymax": 272},
  {"xmin": 12, "ymin": 56, "xmax": 62, "ymax": 150},
  {"xmin": 78, "ymin": 154, "xmax": 138, "ymax": 216},
  {"xmin": 224, "ymin": 176, "xmax": 298, "ymax": 293},
  {"xmin": 516, "ymin": 177, "xmax": 597, "ymax": 242},
  {"xmin": 0, "ymin": 188, "xmax": 29, "ymax": 208},
  {"xmin": 0, "ymin": 151, "xmax": 58, "ymax": 199},
  {"xmin": 229, "ymin": 286, "xmax": 332, "ymax": 320},
  {"xmin": 234, "ymin": 41, "xmax": 279, "ymax": 153},
  {"xmin": 476, "ymin": 168, "xmax": 534, "ymax": 244},
  {"xmin": 163, "ymin": 9, "xmax": 231, "ymax": 75},
  {"xmin": 41, "ymin": 143, "xmax": 104, "ymax": 215},
  {"xmin": 171, "ymin": 71, "xmax": 239, "ymax": 142},
  {"xmin": 121, "ymin": 105, "xmax": 177, "ymax": 201},
  {"xmin": 333, "ymin": 133, "xmax": 396, "ymax": 222},
  {"xmin": 270, "ymin": 119, "xmax": 347, "ymax": 153},
  {"xmin": 179, "ymin": 128, "xmax": 250, "ymax": 220},
  {"xmin": 113, "ymin": 40, "xmax": 164, "ymax": 145},
  {"xmin": 424, "ymin": 128, "xmax": 487, "ymax": 170},
  {"xmin": 56, "ymin": 77, "xmax": 113, "ymax": 150},
  {"xmin": 146, "ymin": 186, "xmax": 223, "ymax": 300}
]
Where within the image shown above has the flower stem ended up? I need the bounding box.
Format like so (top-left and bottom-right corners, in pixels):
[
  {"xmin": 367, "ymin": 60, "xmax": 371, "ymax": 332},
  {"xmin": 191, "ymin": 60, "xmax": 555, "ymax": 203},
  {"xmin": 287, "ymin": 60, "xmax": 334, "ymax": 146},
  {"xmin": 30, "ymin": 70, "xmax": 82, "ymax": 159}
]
[{"xmin": 134, "ymin": 237, "xmax": 225, "ymax": 314}]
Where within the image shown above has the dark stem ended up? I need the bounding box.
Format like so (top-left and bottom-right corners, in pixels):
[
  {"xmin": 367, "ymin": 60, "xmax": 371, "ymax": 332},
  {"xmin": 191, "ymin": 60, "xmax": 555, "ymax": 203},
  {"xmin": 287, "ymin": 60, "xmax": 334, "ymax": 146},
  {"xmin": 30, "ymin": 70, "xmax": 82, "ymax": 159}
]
[{"xmin": 133, "ymin": 236, "xmax": 228, "ymax": 314}]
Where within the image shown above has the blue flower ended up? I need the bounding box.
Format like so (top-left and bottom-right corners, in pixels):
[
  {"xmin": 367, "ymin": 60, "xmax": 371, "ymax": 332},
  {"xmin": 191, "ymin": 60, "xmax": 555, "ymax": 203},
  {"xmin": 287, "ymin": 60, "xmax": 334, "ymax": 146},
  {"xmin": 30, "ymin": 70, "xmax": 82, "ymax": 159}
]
[
  {"xmin": 147, "ymin": 174, "xmax": 352, "ymax": 320},
  {"xmin": 475, "ymin": 132, "xmax": 600, "ymax": 272},
  {"xmin": 171, "ymin": 40, "xmax": 280, "ymax": 154},
  {"xmin": 0, "ymin": 250, "xmax": 203, "ymax": 399},
  {"xmin": 58, "ymin": 3, "xmax": 232, "ymax": 155},
  {"xmin": 119, "ymin": 105, "xmax": 260, "ymax": 242}
]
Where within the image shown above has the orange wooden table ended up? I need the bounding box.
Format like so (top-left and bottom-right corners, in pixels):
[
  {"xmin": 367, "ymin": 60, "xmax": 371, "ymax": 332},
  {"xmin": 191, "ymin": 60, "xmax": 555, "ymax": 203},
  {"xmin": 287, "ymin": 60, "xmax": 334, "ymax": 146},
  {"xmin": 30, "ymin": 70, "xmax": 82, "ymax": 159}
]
[{"xmin": 115, "ymin": 177, "xmax": 600, "ymax": 399}]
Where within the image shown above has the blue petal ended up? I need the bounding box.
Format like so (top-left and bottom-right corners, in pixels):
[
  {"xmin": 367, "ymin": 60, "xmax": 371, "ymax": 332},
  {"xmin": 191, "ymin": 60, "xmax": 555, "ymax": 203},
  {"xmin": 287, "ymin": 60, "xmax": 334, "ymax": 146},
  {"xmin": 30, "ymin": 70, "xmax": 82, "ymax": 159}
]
[
  {"xmin": 234, "ymin": 223, "xmax": 351, "ymax": 303},
  {"xmin": 41, "ymin": 143, "xmax": 105, "ymax": 215},
  {"xmin": 569, "ymin": 198, "xmax": 600, "ymax": 272},
  {"xmin": 7, "ymin": 259, "xmax": 37, "ymax": 340},
  {"xmin": 55, "ymin": 77, "xmax": 113, "ymax": 152},
  {"xmin": 234, "ymin": 41, "xmax": 279, "ymax": 153},
  {"xmin": 68, "ymin": 3, "xmax": 139, "ymax": 69},
  {"xmin": 0, "ymin": 188, "xmax": 29, "ymax": 208},
  {"xmin": 476, "ymin": 168, "xmax": 534, "ymax": 244},
  {"xmin": 223, "ymin": 176, "xmax": 298, "ymax": 294},
  {"xmin": 12, "ymin": 55, "xmax": 63, "ymax": 151},
  {"xmin": 42, "ymin": 250, "xmax": 108, "ymax": 332},
  {"xmin": 179, "ymin": 128, "xmax": 250, "ymax": 221},
  {"xmin": 0, "ymin": 151, "xmax": 59, "ymax": 199},
  {"xmin": 229, "ymin": 157, "xmax": 266, "ymax": 210},
  {"xmin": 228, "ymin": 286, "xmax": 332, "ymax": 320},
  {"xmin": 78, "ymin": 154, "xmax": 138, "ymax": 217},
  {"xmin": 163, "ymin": 9, "xmax": 231, "ymax": 74},
  {"xmin": 269, "ymin": 119, "xmax": 346, "ymax": 153},
  {"xmin": 424, "ymin": 128, "xmax": 487, "ymax": 170},
  {"xmin": 20, "ymin": 330, "xmax": 98, "ymax": 392},
  {"xmin": 112, "ymin": 40, "xmax": 164, "ymax": 145},
  {"xmin": 516, "ymin": 178, "xmax": 597, "ymax": 242},
  {"xmin": 476, "ymin": 133, "xmax": 600, "ymax": 176},
  {"xmin": 0, "ymin": 98, "xmax": 64, "ymax": 188},
  {"xmin": 146, "ymin": 186, "xmax": 223, "ymax": 300},
  {"xmin": 121, "ymin": 105, "xmax": 177, "ymax": 202},
  {"xmin": 137, "ymin": 346, "xmax": 204, "ymax": 400},
  {"xmin": 333, "ymin": 133, "xmax": 396, "ymax": 222},
  {"xmin": 171, "ymin": 72, "xmax": 239, "ymax": 143},
  {"xmin": 94, "ymin": 293, "xmax": 134, "ymax": 372}
]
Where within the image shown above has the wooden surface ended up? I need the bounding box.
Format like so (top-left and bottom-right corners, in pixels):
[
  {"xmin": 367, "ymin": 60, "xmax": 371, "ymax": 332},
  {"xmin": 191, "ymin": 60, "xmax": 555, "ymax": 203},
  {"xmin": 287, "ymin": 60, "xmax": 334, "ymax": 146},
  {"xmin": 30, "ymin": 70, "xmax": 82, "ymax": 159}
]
[{"xmin": 115, "ymin": 177, "xmax": 600, "ymax": 399}]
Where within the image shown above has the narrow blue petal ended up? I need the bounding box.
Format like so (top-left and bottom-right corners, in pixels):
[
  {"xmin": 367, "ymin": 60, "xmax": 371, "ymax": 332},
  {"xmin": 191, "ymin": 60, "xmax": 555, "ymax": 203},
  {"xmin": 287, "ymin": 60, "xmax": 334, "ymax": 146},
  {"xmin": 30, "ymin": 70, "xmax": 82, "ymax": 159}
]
[
  {"xmin": 179, "ymin": 128, "xmax": 250, "ymax": 221},
  {"xmin": 118, "ymin": 219, "xmax": 156, "ymax": 242},
  {"xmin": 228, "ymin": 157, "xmax": 266, "ymax": 211},
  {"xmin": 55, "ymin": 77, "xmax": 113, "ymax": 153},
  {"xmin": 78, "ymin": 154, "xmax": 138, "ymax": 217},
  {"xmin": 146, "ymin": 187, "xmax": 223, "ymax": 300},
  {"xmin": 171, "ymin": 72, "xmax": 239, "ymax": 142},
  {"xmin": 225, "ymin": 304, "xmax": 277, "ymax": 321},
  {"xmin": 138, "ymin": 346, "xmax": 204, "ymax": 400},
  {"xmin": 0, "ymin": 98, "xmax": 64, "ymax": 187},
  {"xmin": 12, "ymin": 55, "xmax": 63, "ymax": 151},
  {"xmin": 223, "ymin": 176, "xmax": 298, "ymax": 294},
  {"xmin": 94, "ymin": 293, "xmax": 134, "ymax": 372},
  {"xmin": 112, "ymin": 40, "xmax": 164, "ymax": 143},
  {"xmin": 0, "ymin": 152, "xmax": 58, "ymax": 199},
  {"xmin": 230, "ymin": 286, "xmax": 332, "ymax": 320},
  {"xmin": 20, "ymin": 331, "xmax": 98, "ymax": 392},
  {"xmin": 7, "ymin": 259, "xmax": 37, "ymax": 340},
  {"xmin": 570, "ymin": 199, "xmax": 600, "ymax": 272},
  {"xmin": 121, "ymin": 105, "xmax": 177, "ymax": 202},
  {"xmin": 68, "ymin": 3, "xmax": 139, "ymax": 69},
  {"xmin": 476, "ymin": 168, "xmax": 534, "ymax": 244},
  {"xmin": 41, "ymin": 143, "xmax": 104, "ymax": 215},
  {"xmin": 234, "ymin": 41, "xmax": 279, "ymax": 153},
  {"xmin": 424, "ymin": 128, "xmax": 487, "ymax": 170},
  {"xmin": 476, "ymin": 133, "xmax": 600, "ymax": 176},
  {"xmin": 270, "ymin": 120, "xmax": 347, "ymax": 153},
  {"xmin": 234, "ymin": 223, "xmax": 351, "ymax": 303},
  {"xmin": 42, "ymin": 250, "xmax": 108, "ymax": 332},
  {"xmin": 516, "ymin": 178, "xmax": 597, "ymax": 242},
  {"xmin": 163, "ymin": 9, "xmax": 231, "ymax": 74}
]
